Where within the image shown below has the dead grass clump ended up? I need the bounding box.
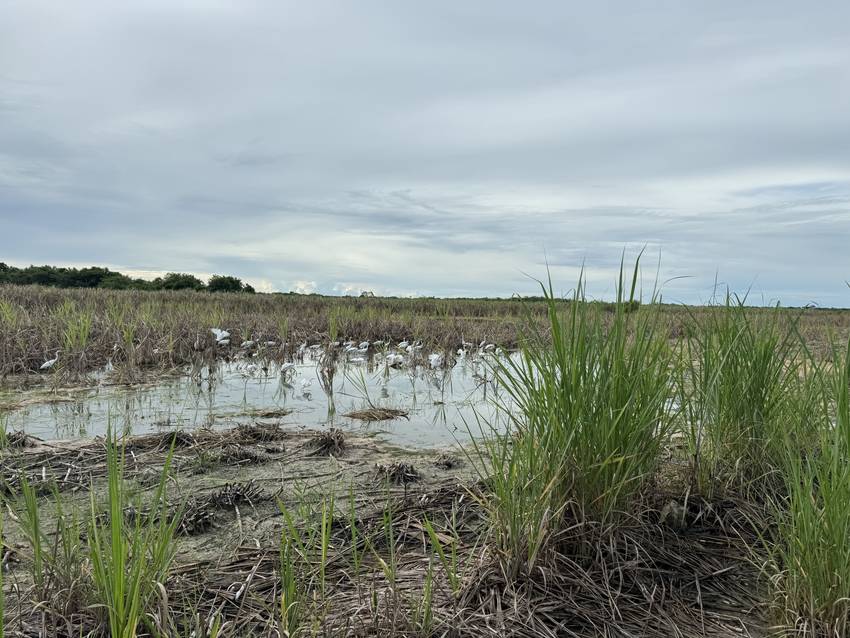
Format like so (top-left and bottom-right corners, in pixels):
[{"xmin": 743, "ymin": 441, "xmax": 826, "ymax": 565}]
[
  {"xmin": 375, "ymin": 461, "xmax": 420, "ymax": 485},
  {"xmin": 236, "ymin": 422, "xmax": 286, "ymax": 443},
  {"xmin": 433, "ymin": 453, "xmax": 462, "ymax": 470},
  {"xmin": 1, "ymin": 467, "xmax": 87, "ymax": 496},
  {"xmin": 127, "ymin": 430, "xmax": 196, "ymax": 451},
  {"xmin": 177, "ymin": 498, "xmax": 217, "ymax": 536},
  {"xmin": 3, "ymin": 430, "xmax": 39, "ymax": 448},
  {"xmin": 215, "ymin": 444, "xmax": 269, "ymax": 465},
  {"xmin": 344, "ymin": 407, "xmax": 409, "ymax": 421},
  {"xmin": 456, "ymin": 518, "xmax": 760, "ymax": 637},
  {"xmin": 307, "ymin": 428, "xmax": 347, "ymax": 456},
  {"xmin": 207, "ymin": 480, "xmax": 263, "ymax": 508}
]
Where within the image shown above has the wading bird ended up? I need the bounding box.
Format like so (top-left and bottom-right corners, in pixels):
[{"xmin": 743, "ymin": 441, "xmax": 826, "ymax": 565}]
[{"xmin": 40, "ymin": 350, "xmax": 60, "ymax": 370}]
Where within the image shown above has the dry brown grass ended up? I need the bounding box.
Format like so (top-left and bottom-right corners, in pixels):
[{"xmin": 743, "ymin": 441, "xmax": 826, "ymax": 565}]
[
  {"xmin": 344, "ymin": 407, "xmax": 410, "ymax": 421},
  {"xmin": 306, "ymin": 427, "xmax": 347, "ymax": 456}
]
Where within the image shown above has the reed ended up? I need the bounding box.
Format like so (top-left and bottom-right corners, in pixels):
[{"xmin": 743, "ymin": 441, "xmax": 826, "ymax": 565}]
[
  {"xmin": 677, "ymin": 296, "xmax": 816, "ymax": 497},
  {"xmin": 88, "ymin": 428, "xmax": 180, "ymax": 637},
  {"xmin": 766, "ymin": 337, "xmax": 850, "ymax": 635},
  {"xmin": 0, "ymin": 508, "xmax": 4, "ymax": 638},
  {"xmin": 471, "ymin": 259, "xmax": 675, "ymax": 576}
]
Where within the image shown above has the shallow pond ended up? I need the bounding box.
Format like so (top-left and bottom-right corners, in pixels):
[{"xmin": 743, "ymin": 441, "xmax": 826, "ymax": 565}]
[{"xmin": 1, "ymin": 351, "xmax": 511, "ymax": 448}]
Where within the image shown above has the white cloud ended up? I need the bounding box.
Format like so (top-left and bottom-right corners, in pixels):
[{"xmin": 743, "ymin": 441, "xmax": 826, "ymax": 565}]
[{"xmin": 290, "ymin": 280, "xmax": 317, "ymax": 295}]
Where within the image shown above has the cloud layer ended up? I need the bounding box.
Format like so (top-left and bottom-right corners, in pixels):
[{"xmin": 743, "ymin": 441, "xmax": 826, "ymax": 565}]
[{"xmin": 1, "ymin": 1, "xmax": 849, "ymax": 305}]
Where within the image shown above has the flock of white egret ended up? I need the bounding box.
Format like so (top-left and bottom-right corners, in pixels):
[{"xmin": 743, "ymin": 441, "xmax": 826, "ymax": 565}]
[{"xmin": 37, "ymin": 328, "xmax": 500, "ymax": 377}]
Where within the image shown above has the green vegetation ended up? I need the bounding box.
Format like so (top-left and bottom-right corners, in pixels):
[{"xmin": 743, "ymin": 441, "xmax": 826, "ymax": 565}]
[
  {"xmin": 765, "ymin": 337, "xmax": 850, "ymax": 636},
  {"xmin": 677, "ymin": 296, "xmax": 819, "ymax": 498},
  {"xmin": 3, "ymin": 261, "xmax": 850, "ymax": 636},
  {"xmin": 88, "ymin": 431, "xmax": 180, "ymax": 637},
  {"xmin": 0, "ymin": 263, "xmax": 254, "ymax": 293}
]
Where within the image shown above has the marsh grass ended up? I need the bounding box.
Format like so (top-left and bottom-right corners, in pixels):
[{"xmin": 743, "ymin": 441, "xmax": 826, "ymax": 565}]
[
  {"xmin": 276, "ymin": 491, "xmax": 336, "ymax": 634},
  {"xmin": 471, "ymin": 259, "xmax": 675, "ymax": 575},
  {"xmin": 0, "ymin": 509, "xmax": 4, "ymax": 638},
  {"xmin": 18, "ymin": 475, "xmax": 45, "ymax": 597},
  {"xmin": 88, "ymin": 428, "xmax": 180, "ymax": 637},
  {"xmin": 765, "ymin": 337, "xmax": 850, "ymax": 636},
  {"xmin": 0, "ymin": 284, "xmax": 540, "ymax": 377},
  {"xmin": 677, "ymin": 296, "xmax": 818, "ymax": 498}
]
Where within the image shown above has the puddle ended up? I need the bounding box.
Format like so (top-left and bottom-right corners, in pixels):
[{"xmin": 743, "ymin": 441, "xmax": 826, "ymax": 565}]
[{"xmin": 1, "ymin": 351, "xmax": 512, "ymax": 448}]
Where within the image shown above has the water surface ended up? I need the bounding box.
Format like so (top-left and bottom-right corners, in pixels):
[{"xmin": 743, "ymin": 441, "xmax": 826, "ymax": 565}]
[{"xmin": 2, "ymin": 352, "xmax": 511, "ymax": 448}]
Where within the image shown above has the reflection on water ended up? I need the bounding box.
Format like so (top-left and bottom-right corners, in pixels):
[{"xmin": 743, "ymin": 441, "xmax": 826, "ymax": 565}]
[{"xmin": 3, "ymin": 353, "xmax": 511, "ymax": 448}]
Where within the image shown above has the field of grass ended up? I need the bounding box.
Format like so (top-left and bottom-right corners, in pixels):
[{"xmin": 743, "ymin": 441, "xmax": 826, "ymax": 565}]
[
  {"xmin": 2, "ymin": 272, "xmax": 850, "ymax": 636},
  {"xmin": 0, "ymin": 285, "xmax": 548, "ymax": 381},
  {"xmin": 1, "ymin": 283, "xmax": 848, "ymax": 384}
]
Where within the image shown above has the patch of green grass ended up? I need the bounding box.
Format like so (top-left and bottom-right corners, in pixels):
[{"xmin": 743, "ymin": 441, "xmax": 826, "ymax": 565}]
[
  {"xmin": 677, "ymin": 295, "xmax": 817, "ymax": 497},
  {"xmin": 766, "ymin": 337, "xmax": 850, "ymax": 635},
  {"xmin": 88, "ymin": 428, "xmax": 180, "ymax": 637},
  {"xmin": 1, "ymin": 507, "xmax": 5, "ymax": 638},
  {"xmin": 471, "ymin": 258, "xmax": 676, "ymax": 576}
]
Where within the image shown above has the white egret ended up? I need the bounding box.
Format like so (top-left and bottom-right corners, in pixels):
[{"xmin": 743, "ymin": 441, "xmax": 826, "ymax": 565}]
[
  {"xmin": 386, "ymin": 353, "xmax": 405, "ymax": 367},
  {"xmin": 358, "ymin": 341, "xmax": 370, "ymax": 349},
  {"xmin": 40, "ymin": 350, "xmax": 60, "ymax": 370},
  {"xmin": 428, "ymin": 353, "xmax": 443, "ymax": 369},
  {"xmin": 241, "ymin": 340, "xmax": 255, "ymax": 349},
  {"xmin": 211, "ymin": 328, "xmax": 230, "ymax": 341},
  {"xmin": 398, "ymin": 340, "xmax": 409, "ymax": 349}
]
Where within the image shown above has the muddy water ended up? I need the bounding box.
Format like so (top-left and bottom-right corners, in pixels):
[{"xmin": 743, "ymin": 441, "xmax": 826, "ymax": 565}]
[{"xmin": 1, "ymin": 353, "xmax": 511, "ymax": 448}]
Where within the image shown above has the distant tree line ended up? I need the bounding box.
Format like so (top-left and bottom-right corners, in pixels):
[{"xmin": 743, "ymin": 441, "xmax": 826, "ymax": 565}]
[{"xmin": 0, "ymin": 263, "xmax": 255, "ymax": 293}]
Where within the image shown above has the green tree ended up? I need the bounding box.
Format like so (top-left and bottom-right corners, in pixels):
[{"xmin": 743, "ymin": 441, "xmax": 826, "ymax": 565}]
[
  {"xmin": 99, "ymin": 273, "xmax": 134, "ymax": 289},
  {"xmin": 207, "ymin": 274, "xmax": 244, "ymax": 293},
  {"xmin": 161, "ymin": 272, "xmax": 206, "ymax": 291}
]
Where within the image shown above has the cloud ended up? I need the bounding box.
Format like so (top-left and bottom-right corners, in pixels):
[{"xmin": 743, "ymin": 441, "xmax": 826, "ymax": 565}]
[{"xmin": 0, "ymin": 1, "xmax": 849, "ymax": 306}]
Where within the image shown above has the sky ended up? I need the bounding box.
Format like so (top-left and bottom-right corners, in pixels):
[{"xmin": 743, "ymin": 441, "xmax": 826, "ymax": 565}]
[{"xmin": 1, "ymin": 1, "xmax": 849, "ymax": 305}]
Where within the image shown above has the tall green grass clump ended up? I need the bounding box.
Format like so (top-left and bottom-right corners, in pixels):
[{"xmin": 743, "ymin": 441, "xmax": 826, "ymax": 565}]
[
  {"xmin": 1, "ymin": 508, "xmax": 5, "ymax": 638},
  {"xmin": 474, "ymin": 260, "xmax": 675, "ymax": 574},
  {"xmin": 88, "ymin": 428, "xmax": 180, "ymax": 638},
  {"xmin": 767, "ymin": 338, "xmax": 850, "ymax": 636},
  {"xmin": 677, "ymin": 296, "xmax": 814, "ymax": 497}
]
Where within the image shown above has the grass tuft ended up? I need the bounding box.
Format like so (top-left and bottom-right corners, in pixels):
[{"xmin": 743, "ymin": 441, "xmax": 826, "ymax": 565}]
[
  {"xmin": 88, "ymin": 427, "xmax": 181, "ymax": 637},
  {"xmin": 470, "ymin": 258, "xmax": 675, "ymax": 575}
]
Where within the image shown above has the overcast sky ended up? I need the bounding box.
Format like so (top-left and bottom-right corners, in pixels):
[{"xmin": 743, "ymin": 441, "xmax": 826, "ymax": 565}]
[{"xmin": 1, "ymin": 2, "xmax": 848, "ymax": 305}]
